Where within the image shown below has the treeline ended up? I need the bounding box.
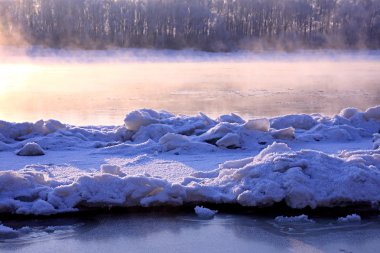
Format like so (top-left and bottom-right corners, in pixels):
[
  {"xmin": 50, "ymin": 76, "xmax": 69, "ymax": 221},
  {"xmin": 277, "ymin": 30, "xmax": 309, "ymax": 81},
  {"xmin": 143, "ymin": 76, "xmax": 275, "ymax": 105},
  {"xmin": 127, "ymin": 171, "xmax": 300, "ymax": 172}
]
[{"xmin": 0, "ymin": 0, "xmax": 380, "ymax": 51}]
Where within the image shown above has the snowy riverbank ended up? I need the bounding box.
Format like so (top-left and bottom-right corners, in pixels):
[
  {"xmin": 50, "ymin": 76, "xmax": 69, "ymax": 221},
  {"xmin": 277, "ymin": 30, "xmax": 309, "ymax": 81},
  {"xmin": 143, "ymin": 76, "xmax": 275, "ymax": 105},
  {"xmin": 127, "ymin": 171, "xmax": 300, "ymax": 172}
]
[{"xmin": 0, "ymin": 106, "xmax": 379, "ymax": 215}]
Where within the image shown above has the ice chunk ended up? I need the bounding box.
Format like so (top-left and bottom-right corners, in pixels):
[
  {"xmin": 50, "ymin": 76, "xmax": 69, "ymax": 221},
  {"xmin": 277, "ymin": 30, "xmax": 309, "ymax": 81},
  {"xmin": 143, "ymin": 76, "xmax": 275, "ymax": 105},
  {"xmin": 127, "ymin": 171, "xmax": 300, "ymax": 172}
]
[
  {"xmin": 31, "ymin": 200, "xmax": 56, "ymax": 215},
  {"xmin": 132, "ymin": 124, "xmax": 175, "ymax": 142},
  {"xmin": 0, "ymin": 121, "xmax": 33, "ymax": 140},
  {"xmin": 159, "ymin": 133, "xmax": 215, "ymax": 152},
  {"xmin": 194, "ymin": 206, "xmax": 217, "ymax": 219},
  {"xmin": 364, "ymin": 105, "xmax": 380, "ymax": 121},
  {"xmin": 216, "ymin": 133, "xmax": 241, "ymax": 148},
  {"xmin": 100, "ymin": 164, "xmax": 123, "ymax": 176},
  {"xmin": 274, "ymin": 214, "xmax": 315, "ymax": 223},
  {"xmin": 159, "ymin": 133, "xmax": 191, "ymax": 151},
  {"xmin": 271, "ymin": 127, "xmax": 295, "ymax": 140},
  {"xmin": 199, "ymin": 122, "xmax": 237, "ymax": 143},
  {"xmin": 34, "ymin": 119, "xmax": 66, "ymax": 135},
  {"xmin": 217, "ymin": 113, "xmax": 245, "ymax": 124},
  {"xmin": 114, "ymin": 126, "xmax": 133, "ymax": 142},
  {"xmin": 16, "ymin": 142, "xmax": 45, "ymax": 156},
  {"xmin": 124, "ymin": 109, "xmax": 172, "ymax": 131},
  {"xmin": 0, "ymin": 224, "xmax": 17, "ymax": 236},
  {"xmin": 244, "ymin": 118, "xmax": 270, "ymax": 132},
  {"xmin": 255, "ymin": 142, "xmax": 292, "ymax": 161},
  {"xmin": 270, "ymin": 114, "xmax": 316, "ymax": 130},
  {"xmin": 124, "ymin": 110, "xmax": 158, "ymax": 131},
  {"xmin": 219, "ymin": 157, "xmax": 254, "ymax": 170},
  {"xmin": 339, "ymin": 107, "xmax": 361, "ymax": 120},
  {"xmin": 0, "ymin": 224, "xmax": 15, "ymax": 233},
  {"xmin": 337, "ymin": 214, "xmax": 361, "ymax": 223}
]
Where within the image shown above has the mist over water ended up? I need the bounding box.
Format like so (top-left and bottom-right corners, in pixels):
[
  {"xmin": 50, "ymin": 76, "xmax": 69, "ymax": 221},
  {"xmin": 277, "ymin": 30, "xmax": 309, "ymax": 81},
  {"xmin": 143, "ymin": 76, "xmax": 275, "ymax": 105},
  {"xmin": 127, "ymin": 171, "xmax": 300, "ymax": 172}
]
[{"xmin": 0, "ymin": 48, "xmax": 380, "ymax": 125}]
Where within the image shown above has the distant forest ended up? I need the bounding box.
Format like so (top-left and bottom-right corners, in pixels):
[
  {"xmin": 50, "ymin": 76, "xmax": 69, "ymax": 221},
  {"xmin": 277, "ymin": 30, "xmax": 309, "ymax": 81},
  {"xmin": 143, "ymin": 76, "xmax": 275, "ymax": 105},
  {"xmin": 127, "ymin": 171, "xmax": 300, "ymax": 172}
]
[{"xmin": 0, "ymin": 0, "xmax": 380, "ymax": 51}]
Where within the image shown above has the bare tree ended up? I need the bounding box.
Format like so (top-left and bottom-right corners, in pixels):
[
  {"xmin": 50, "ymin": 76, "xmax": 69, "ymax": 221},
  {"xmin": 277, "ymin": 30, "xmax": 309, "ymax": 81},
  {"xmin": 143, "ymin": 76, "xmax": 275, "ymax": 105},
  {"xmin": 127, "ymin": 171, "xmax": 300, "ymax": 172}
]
[{"xmin": 0, "ymin": 0, "xmax": 379, "ymax": 51}]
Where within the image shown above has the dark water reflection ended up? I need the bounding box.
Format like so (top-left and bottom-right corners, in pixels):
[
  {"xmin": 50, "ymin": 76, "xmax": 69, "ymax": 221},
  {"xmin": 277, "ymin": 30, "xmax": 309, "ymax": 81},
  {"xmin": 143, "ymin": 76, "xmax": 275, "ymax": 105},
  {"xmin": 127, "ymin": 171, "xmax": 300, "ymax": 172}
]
[{"xmin": 1, "ymin": 212, "xmax": 380, "ymax": 253}]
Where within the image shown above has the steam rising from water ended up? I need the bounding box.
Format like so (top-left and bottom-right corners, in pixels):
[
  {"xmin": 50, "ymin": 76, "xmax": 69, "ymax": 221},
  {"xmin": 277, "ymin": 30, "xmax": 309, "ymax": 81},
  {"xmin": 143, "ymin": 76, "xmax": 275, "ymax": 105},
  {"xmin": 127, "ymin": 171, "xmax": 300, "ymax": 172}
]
[{"xmin": 0, "ymin": 48, "xmax": 379, "ymax": 125}]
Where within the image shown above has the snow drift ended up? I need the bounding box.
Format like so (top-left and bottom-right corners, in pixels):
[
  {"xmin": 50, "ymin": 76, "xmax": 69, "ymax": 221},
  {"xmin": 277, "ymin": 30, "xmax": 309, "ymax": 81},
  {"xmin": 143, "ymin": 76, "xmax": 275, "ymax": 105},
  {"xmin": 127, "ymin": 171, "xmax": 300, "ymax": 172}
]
[
  {"xmin": 0, "ymin": 106, "xmax": 379, "ymax": 215},
  {"xmin": 0, "ymin": 142, "xmax": 379, "ymax": 215},
  {"xmin": 0, "ymin": 106, "xmax": 379, "ymax": 153}
]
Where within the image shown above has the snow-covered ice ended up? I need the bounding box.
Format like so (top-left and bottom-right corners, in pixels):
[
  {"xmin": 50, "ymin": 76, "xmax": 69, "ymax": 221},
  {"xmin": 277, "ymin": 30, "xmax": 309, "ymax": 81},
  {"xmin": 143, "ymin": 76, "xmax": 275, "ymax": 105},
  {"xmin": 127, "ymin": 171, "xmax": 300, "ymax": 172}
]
[{"xmin": 0, "ymin": 106, "xmax": 379, "ymax": 215}]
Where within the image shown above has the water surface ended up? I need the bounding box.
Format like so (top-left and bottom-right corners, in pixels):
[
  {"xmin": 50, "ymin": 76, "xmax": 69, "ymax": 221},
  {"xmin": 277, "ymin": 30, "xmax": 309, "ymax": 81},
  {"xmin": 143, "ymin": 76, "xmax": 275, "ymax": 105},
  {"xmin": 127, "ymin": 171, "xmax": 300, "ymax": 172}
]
[
  {"xmin": 1, "ymin": 50, "xmax": 379, "ymax": 125},
  {"xmin": 1, "ymin": 213, "xmax": 380, "ymax": 253}
]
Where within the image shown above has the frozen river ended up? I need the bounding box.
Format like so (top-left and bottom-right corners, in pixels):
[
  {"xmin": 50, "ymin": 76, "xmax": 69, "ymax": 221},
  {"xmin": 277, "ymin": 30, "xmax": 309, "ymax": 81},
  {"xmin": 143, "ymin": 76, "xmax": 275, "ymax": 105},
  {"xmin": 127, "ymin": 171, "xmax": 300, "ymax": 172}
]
[{"xmin": 1, "ymin": 212, "xmax": 380, "ymax": 253}]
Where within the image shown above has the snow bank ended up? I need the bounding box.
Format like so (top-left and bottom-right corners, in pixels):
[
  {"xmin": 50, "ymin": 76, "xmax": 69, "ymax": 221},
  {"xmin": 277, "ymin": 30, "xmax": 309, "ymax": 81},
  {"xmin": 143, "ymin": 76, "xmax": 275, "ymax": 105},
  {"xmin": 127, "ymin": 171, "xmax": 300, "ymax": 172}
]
[
  {"xmin": 16, "ymin": 142, "xmax": 45, "ymax": 156},
  {"xmin": 0, "ymin": 120, "xmax": 132, "ymax": 151},
  {"xmin": 0, "ymin": 106, "xmax": 379, "ymax": 215},
  {"xmin": 0, "ymin": 142, "xmax": 379, "ymax": 215},
  {"xmin": 194, "ymin": 206, "xmax": 217, "ymax": 219},
  {"xmin": 0, "ymin": 106, "xmax": 379, "ymax": 154}
]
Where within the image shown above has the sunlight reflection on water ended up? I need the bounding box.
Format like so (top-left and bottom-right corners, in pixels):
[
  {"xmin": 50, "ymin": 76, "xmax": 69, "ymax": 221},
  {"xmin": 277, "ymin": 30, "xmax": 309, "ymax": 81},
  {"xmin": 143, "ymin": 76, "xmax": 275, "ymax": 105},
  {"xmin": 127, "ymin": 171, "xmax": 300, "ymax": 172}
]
[{"xmin": 0, "ymin": 58, "xmax": 379, "ymax": 125}]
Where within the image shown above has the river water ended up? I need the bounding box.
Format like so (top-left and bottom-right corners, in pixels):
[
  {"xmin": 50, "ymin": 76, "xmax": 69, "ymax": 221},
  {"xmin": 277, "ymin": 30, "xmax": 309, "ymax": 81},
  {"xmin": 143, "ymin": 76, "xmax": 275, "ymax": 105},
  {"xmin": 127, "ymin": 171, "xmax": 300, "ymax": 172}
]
[
  {"xmin": 1, "ymin": 50, "xmax": 380, "ymax": 125},
  {"xmin": 1, "ymin": 212, "xmax": 380, "ymax": 253}
]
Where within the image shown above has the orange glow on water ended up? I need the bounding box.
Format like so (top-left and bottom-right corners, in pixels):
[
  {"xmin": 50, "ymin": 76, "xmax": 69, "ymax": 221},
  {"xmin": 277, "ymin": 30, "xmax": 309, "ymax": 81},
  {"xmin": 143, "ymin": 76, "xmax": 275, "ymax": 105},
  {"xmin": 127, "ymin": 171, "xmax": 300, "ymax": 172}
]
[{"xmin": 0, "ymin": 60, "xmax": 379, "ymax": 125}]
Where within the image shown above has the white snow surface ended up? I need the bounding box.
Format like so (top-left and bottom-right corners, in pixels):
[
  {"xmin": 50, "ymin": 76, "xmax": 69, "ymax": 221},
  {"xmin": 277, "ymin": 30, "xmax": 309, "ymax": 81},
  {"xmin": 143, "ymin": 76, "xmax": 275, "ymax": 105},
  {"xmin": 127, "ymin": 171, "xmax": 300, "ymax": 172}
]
[{"xmin": 0, "ymin": 106, "xmax": 379, "ymax": 215}]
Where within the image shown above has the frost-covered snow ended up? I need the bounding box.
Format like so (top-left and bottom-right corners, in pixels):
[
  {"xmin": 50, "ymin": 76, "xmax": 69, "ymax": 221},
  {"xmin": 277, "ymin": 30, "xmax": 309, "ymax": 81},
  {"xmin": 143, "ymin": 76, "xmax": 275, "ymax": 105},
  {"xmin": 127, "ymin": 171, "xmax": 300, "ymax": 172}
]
[
  {"xmin": 0, "ymin": 106, "xmax": 379, "ymax": 215},
  {"xmin": 194, "ymin": 206, "xmax": 217, "ymax": 219}
]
